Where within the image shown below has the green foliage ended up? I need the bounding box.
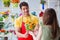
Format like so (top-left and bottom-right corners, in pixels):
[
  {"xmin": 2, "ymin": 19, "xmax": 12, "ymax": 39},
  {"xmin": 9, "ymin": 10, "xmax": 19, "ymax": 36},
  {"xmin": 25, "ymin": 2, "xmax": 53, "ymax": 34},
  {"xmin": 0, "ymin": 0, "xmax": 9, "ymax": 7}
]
[
  {"xmin": 3, "ymin": 0, "xmax": 10, "ymax": 7},
  {"xmin": 40, "ymin": 0, "xmax": 46, "ymax": 4},
  {"xmin": 0, "ymin": 22, "xmax": 4, "ymax": 30},
  {"xmin": 2, "ymin": 14, "xmax": 9, "ymax": 18},
  {"xmin": 0, "ymin": 17, "xmax": 3, "ymax": 21}
]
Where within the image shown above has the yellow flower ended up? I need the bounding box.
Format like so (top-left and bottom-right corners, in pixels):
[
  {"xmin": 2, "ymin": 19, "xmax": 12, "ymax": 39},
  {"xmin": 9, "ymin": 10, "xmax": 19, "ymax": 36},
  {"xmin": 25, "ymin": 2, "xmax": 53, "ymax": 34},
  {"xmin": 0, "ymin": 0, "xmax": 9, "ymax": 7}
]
[
  {"xmin": 25, "ymin": 19, "xmax": 30, "ymax": 24},
  {"xmin": 0, "ymin": 12, "xmax": 6, "ymax": 15},
  {"xmin": 29, "ymin": 24, "xmax": 32, "ymax": 29},
  {"xmin": 25, "ymin": 19, "xmax": 36, "ymax": 30},
  {"xmin": 29, "ymin": 22, "xmax": 35, "ymax": 30}
]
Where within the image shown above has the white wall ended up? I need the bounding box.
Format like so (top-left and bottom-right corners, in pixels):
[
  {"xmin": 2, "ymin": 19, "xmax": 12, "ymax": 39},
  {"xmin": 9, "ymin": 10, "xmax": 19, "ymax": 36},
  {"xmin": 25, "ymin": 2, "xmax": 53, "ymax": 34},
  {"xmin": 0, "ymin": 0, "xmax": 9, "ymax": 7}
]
[{"xmin": 48, "ymin": 0, "xmax": 60, "ymax": 27}]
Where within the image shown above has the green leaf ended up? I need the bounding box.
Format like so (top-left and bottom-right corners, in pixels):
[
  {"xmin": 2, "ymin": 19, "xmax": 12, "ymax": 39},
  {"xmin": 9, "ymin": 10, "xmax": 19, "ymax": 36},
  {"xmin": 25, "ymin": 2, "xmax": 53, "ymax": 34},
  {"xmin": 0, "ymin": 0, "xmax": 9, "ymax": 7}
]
[
  {"xmin": 26, "ymin": 24, "xmax": 30, "ymax": 30},
  {"xmin": 0, "ymin": 17, "xmax": 3, "ymax": 21}
]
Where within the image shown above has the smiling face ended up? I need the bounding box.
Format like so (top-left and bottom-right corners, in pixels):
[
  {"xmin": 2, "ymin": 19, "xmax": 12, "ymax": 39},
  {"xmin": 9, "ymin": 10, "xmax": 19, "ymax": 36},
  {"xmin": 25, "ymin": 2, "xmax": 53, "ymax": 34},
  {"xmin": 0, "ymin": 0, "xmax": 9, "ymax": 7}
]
[
  {"xmin": 21, "ymin": 6, "xmax": 29, "ymax": 15},
  {"xmin": 19, "ymin": 2, "xmax": 29, "ymax": 16}
]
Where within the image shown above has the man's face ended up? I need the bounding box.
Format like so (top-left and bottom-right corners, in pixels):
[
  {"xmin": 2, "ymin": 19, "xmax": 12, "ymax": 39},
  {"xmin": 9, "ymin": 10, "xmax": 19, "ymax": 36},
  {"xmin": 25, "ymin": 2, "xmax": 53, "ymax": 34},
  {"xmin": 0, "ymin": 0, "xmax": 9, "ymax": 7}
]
[{"xmin": 21, "ymin": 6, "xmax": 29, "ymax": 15}]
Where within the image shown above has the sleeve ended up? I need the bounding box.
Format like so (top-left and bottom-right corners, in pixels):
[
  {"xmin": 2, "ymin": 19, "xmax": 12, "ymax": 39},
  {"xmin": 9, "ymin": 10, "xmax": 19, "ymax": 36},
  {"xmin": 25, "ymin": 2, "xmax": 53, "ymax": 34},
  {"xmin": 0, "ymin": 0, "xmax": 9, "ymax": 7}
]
[
  {"xmin": 14, "ymin": 16, "xmax": 22, "ymax": 28},
  {"xmin": 14, "ymin": 19, "xmax": 20, "ymax": 28}
]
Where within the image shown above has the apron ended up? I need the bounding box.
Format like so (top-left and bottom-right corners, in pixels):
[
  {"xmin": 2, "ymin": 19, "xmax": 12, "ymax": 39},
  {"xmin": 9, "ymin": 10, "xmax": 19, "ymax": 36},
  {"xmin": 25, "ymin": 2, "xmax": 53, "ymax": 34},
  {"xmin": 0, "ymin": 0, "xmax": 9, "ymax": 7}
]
[{"xmin": 18, "ymin": 22, "xmax": 33, "ymax": 40}]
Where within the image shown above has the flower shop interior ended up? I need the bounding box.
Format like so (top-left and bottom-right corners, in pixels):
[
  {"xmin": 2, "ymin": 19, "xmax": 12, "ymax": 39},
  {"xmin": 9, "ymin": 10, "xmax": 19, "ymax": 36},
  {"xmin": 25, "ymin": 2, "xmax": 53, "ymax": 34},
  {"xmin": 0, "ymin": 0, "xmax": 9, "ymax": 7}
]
[{"xmin": 0, "ymin": 0, "xmax": 60, "ymax": 40}]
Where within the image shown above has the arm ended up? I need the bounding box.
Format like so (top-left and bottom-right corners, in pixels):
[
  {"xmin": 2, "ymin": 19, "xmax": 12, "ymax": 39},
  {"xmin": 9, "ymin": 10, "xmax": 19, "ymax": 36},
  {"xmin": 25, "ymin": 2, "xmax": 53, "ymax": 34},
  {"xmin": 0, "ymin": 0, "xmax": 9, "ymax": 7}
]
[
  {"xmin": 14, "ymin": 17, "xmax": 29, "ymax": 38},
  {"xmin": 36, "ymin": 25, "xmax": 42, "ymax": 40},
  {"xmin": 29, "ymin": 24, "xmax": 39, "ymax": 40},
  {"xmin": 29, "ymin": 24, "xmax": 42, "ymax": 40},
  {"xmin": 29, "ymin": 16, "xmax": 40, "ymax": 40},
  {"xmin": 33, "ymin": 24, "xmax": 39, "ymax": 36},
  {"xmin": 15, "ymin": 27, "xmax": 29, "ymax": 38}
]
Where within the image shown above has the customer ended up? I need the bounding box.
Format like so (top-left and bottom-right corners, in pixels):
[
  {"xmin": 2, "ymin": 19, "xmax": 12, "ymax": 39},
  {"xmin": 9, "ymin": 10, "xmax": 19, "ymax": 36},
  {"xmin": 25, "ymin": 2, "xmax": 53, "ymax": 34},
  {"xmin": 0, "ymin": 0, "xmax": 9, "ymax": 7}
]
[{"xmin": 41, "ymin": 8, "xmax": 59, "ymax": 40}]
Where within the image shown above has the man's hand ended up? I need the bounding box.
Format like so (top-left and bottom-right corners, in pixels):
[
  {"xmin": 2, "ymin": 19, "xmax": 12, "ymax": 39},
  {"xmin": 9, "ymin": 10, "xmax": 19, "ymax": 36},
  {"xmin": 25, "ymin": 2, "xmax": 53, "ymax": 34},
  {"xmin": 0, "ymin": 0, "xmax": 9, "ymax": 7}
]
[
  {"xmin": 29, "ymin": 31, "xmax": 37, "ymax": 40},
  {"xmin": 23, "ymin": 31, "xmax": 29, "ymax": 38}
]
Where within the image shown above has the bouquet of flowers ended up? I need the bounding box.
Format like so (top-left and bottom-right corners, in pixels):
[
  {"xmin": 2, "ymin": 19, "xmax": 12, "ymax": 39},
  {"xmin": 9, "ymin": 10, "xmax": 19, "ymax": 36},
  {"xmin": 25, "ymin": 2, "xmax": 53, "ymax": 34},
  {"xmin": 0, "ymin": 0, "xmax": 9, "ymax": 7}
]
[{"xmin": 25, "ymin": 20, "xmax": 36, "ymax": 31}]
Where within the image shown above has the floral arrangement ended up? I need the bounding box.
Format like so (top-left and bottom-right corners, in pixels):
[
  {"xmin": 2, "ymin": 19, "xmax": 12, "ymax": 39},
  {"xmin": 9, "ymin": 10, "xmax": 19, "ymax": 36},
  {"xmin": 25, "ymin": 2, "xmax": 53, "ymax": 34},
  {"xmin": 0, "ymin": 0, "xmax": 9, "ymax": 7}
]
[
  {"xmin": 25, "ymin": 20, "xmax": 36, "ymax": 31},
  {"xmin": 39, "ymin": 11, "xmax": 43, "ymax": 17},
  {"xmin": 11, "ymin": 0, "xmax": 20, "ymax": 7},
  {"xmin": 40, "ymin": 0, "xmax": 46, "ymax": 4},
  {"xmin": 0, "ymin": 29, "xmax": 6, "ymax": 32},
  {"xmin": 0, "ymin": 17, "xmax": 3, "ymax": 21},
  {"xmin": 31, "ymin": 11, "xmax": 36, "ymax": 16},
  {"xmin": 2, "ymin": 14, "xmax": 9, "ymax": 18},
  {"xmin": 40, "ymin": 0, "xmax": 46, "ymax": 10},
  {"xmin": 11, "ymin": 0, "xmax": 20, "ymax": 3},
  {"xmin": 11, "ymin": 14, "xmax": 15, "ymax": 19},
  {"xmin": 0, "ymin": 10, "xmax": 10, "ymax": 30},
  {"xmin": 0, "ymin": 29, "xmax": 9, "ymax": 35},
  {"xmin": 11, "ymin": 14, "xmax": 15, "ymax": 22},
  {"xmin": 2, "ymin": 0, "xmax": 10, "ymax": 7},
  {"xmin": 0, "ymin": 21, "xmax": 4, "ymax": 30},
  {"xmin": 2, "ymin": 10, "xmax": 9, "ymax": 18}
]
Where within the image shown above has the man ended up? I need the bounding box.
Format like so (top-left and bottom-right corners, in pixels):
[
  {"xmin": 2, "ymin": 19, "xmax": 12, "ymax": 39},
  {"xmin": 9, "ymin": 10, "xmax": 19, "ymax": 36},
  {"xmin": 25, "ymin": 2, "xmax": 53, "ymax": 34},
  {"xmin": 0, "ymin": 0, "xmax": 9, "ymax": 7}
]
[{"xmin": 14, "ymin": 2, "xmax": 39, "ymax": 40}]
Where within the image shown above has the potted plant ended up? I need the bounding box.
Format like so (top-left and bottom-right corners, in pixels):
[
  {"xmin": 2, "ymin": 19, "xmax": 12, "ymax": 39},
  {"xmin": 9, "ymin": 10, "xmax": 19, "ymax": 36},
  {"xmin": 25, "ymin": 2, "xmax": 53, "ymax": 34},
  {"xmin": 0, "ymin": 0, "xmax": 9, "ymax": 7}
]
[
  {"xmin": 11, "ymin": 14, "xmax": 15, "ymax": 22},
  {"xmin": 40, "ymin": 0, "xmax": 46, "ymax": 10},
  {"xmin": 40, "ymin": 0, "xmax": 46, "ymax": 4},
  {"xmin": 11, "ymin": 0, "xmax": 20, "ymax": 7},
  {"xmin": 0, "ymin": 17, "xmax": 4, "ymax": 30},
  {"xmin": 2, "ymin": 0, "xmax": 10, "ymax": 7},
  {"xmin": 2, "ymin": 10, "xmax": 9, "ymax": 19}
]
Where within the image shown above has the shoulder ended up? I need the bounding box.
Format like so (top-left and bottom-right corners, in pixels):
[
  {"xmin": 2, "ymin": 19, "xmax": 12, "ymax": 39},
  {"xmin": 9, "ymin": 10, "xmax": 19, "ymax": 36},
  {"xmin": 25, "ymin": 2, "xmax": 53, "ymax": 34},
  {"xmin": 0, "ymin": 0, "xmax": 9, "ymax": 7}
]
[
  {"xmin": 30, "ymin": 14, "xmax": 39, "ymax": 24},
  {"xmin": 14, "ymin": 16, "xmax": 23, "ymax": 28},
  {"xmin": 30, "ymin": 14, "xmax": 38, "ymax": 20},
  {"xmin": 43, "ymin": 25, "xmax": 52, "ymax": 30},
  {"xmin": 17, "ymin": 16, "xmax": 22, "ymax": 20},
  {"xmin": 15, "ymin": 16, "xmax": 22, "ymax": 21}
]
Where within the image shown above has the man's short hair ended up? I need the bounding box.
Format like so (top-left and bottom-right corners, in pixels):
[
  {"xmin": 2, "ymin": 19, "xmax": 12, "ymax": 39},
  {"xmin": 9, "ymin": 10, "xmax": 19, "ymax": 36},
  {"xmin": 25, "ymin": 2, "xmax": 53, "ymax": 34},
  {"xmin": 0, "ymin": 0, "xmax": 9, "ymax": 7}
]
[{"xmin": 19, "ymin": 2, "xmax": 29, "ymax": 9}]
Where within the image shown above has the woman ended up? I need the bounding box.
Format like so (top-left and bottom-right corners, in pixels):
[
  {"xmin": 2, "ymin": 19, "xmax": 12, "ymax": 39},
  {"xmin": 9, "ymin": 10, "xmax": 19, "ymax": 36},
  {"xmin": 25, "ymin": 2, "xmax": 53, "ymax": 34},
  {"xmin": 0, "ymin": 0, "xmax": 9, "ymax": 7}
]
[{"xmin": 41, "ymin": 8, "xmax": 59, "ymax": 40}]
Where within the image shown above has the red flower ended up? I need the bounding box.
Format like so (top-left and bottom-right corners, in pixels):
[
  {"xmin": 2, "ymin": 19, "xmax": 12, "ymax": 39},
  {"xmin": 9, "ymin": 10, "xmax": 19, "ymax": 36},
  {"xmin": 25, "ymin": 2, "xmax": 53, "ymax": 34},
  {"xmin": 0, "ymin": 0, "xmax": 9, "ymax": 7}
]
[{"xmin": 39, "ymin": 11, "xmax": 43, "ymax": 17}]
